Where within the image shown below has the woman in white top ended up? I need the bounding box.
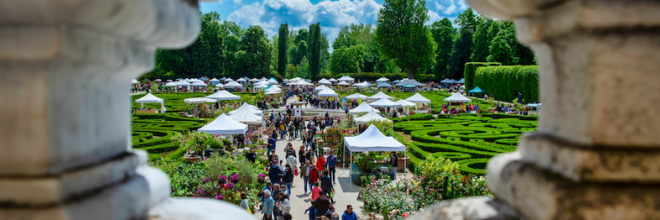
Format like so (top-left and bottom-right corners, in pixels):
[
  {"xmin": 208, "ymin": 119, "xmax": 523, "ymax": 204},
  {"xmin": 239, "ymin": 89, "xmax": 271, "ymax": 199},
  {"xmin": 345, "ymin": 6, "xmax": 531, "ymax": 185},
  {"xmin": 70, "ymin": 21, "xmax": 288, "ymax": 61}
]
[
  {"xmin": 239, "ymin": 192, "xmax": 249, "ymax": 212},
  {"xmin": 275, "ymin": 192, "xmax": 290, "ymax": 220}
]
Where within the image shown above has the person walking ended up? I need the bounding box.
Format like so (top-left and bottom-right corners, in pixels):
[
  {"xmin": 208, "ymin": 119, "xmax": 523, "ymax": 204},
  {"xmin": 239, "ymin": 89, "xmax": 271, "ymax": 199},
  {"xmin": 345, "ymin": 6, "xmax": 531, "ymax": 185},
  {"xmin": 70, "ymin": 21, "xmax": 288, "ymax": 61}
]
[
  {"xmin": 240, "ymin": 192, "xmax": 250, "ymax": 212},
  {"xmin": 298, "ymin": 146, "xmax": 306, "ymax": 168},
  {"xmin": 282, "ymin": 164, "xmax": 294, "ymax": 196},
  {"xmin": 246, "ymin": 148, "xmax": 256, "ymax": 164},
  {"xmin": 341, "ymin": 205, "xmax": 358, "ymax": 220},
  {"xmin": 300, "ymin": 160, "xmax": 312, "ymax": 194},
  {"xmin": 275, "ymin": 192, "xmax": 291, "ymax": 220},
  {"xmin": 326, "ymin": 150, "xmax": 338, "ymax": 184},
  {"xmin": 309, "ymin": 166, "xmax": 319, "ymax": 194},
  {"xmin": 316, "ymin": 152, "xmax": 326, "ymax": 174},
  {"xmin": 329, "ymin": 205, "xmax": 340, "ymax": 220},
  {"xmin": 261, "ymin": 190, "xmax": 274, "ymax": 220},
  {"xmin": 267, "ymin": 135, "xmax": 277, "ymax": 159},
  {"xmin": 389, "ymin": 151, "xmax": 399, "ymax": 173},
  {"xmin": 269, "ymin": 161, "xmax": 281, "ymax": 184},
  {"xmin": 311, "ymin": 182, "xmax": 322, "ymax": 202},
  {"xmin": 320, "ymin": 170, "xmax": 335, "ymax": 204},
  {"xmin": 314, "ymin": 191, "xmax": 331, "ymax": 218}
]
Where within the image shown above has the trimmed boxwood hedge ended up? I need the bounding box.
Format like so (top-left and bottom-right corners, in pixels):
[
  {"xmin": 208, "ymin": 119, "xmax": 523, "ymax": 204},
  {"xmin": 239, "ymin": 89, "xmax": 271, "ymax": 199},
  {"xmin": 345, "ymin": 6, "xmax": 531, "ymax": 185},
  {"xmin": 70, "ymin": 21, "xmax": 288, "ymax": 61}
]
[
  {"xmin": 397, "ymin": 114, "xmax": 537, "ymax": 174},
  {"xmin": 464, "ymin": 62, "xmax": 501, "ymax": 91},
  {"xmin": 474, "ymin": 65, "xmax": 539, "ymax": 103}
]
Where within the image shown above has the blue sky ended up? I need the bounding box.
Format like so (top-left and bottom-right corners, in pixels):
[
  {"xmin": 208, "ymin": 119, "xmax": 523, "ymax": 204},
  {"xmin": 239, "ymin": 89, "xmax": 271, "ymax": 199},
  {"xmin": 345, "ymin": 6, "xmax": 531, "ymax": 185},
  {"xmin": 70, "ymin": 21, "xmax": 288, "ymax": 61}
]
[{"xmin": 201, "ymin": 0, "xmax": 470, "ymax": 45}]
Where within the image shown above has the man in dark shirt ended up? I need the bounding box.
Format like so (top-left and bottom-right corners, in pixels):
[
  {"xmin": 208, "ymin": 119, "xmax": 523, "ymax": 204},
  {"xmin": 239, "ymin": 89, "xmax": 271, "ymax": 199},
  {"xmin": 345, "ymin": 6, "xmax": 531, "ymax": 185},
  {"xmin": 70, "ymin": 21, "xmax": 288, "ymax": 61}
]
[
  {"xmin": 246, "ymin": 148, "xmax": 256, "ymax": 163},
  {"xmin": 320, "ymin": 170, "xmax": 335, "ymax": 203},
  {"xmin": 390, "ymin": 152, "xmax": 398, "ymax": 173},
  {"xmin": 314, "ymin": 191, "xmax": 331, "ymax": 218}
]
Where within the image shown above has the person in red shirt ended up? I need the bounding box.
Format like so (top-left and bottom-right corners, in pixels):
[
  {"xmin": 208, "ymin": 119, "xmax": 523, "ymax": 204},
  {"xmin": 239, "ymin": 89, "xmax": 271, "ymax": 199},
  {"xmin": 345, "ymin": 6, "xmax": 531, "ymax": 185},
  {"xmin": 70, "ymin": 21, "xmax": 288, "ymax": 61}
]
[
  {"xmin": 316, "ymin": 154, "xmax": 326, "ymax": 173},
  {"xmin": 309, "ymin": 166, "xmax": 319, "ymax": 186},
  {"xmin": 311, "ymin": 182, "xmax": 322, "ymax": 201}
]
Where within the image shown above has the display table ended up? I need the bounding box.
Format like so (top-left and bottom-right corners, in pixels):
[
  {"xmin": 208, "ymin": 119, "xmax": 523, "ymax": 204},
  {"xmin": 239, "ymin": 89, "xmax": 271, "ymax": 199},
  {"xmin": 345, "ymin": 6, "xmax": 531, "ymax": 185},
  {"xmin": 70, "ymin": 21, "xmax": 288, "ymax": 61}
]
[
  {"xmin": 397, "ymin": 157, "xmax": 409, "ymax": 171},
  {"xmin": 136, "ymin": 109, "xmax": 158, "ymax": 114},
  {"xmin": 350, "ymin": 162, "xmax": 396, "ymax": 186}
]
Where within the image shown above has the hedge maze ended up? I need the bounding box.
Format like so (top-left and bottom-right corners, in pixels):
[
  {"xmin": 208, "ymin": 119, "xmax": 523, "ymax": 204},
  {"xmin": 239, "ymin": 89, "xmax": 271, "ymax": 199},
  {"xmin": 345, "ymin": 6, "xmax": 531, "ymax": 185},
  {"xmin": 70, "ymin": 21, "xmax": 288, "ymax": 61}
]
[
  {"xmin": 131, "ymin": 113, "xmax": 206, "ymax": 160},
  {"xmin": 395, "ymin": 114, "xmax": 537, "ymax": 174}
]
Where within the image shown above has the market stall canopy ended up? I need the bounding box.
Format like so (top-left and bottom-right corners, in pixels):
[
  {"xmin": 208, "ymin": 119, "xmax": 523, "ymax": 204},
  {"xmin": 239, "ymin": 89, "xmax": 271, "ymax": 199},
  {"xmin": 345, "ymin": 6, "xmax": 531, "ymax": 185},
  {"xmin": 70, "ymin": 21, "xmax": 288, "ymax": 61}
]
[
  {"xmin": 402, "ymin": 84, "xmax": 416, "ymax": 88},
  {"xmin": 166, "ymin": 80, "xmax": 173, "ymax": 82},
  {"xmin": 198, "ymin": 114, "xmax": 248, "ymax": 135},
  {"xmin": 184, "ymin": 97, "xmax": 217, "ymax": 104},
  {"xmin": 207, "ymin": 90, "xmax": 241, "ymax": 100},
  {"xmin": 392, "ymin": 80, "xmax": 400, "ymax": 83},
  {"xmin": 367, "ymin": 91, "xmax": 395, "ymax": 101},
  {"xmin": 444, "ymin": 93, "xmax": 472, "ymax": 103},
  {"xmin": 314, "ymin": 85, "xmax": 330, "ymax": 91},
  {"xmin": 354, "ymin": 109, "xmax": 391, "ymax": 124},
  {"xmin": 230, "ymin": 104, "xmax": 263, "ymax": 116},
  {"xmin": 329, "ymin": 78, "xmax": 337, "ymax": 82},
  {"xmin": 290, "ymin": 80, "xmax": 314, "ymax": 86},
  {"xmin": 176, "ymin": 81, "xmax": 190, "ymax": 86},
  {"xmin": 345, "ymin": 93, "xmax": 367, "ymax": 100},
  {"xmin": 224, "ymin": 81, "xmax": 243, "ymax": 88},
  {"xmin": 264, "ymin": 86, "xmax": 281, "ymax": 94},
  {"xmin": 395, "ymin": 79, "xmax": 424, "ymax": 86},
  {"xmin": 250, "ymin": 78, "xmax": 259, "ymax": 82},
  {"xmin": 337, "ymin": 76, "xmax": 355, "ymax": 81},
  {"xmin": 318, "ymin": 79, "xmax": 332, "ymax": 85},
  {"xmin": 349, "ymin": 102, "xmax": 379, "ymax": 115},
  {"xmin": 456, "ymin": 78, "xmax": 465, "ymax": 83},
  {"xmin": 344, "ymin": 125, "xmax": 405, "ymax": 152},
  {"xmin": 318, "ymin": 88, "xmax": 339, "ymax": 98},
  {"xmin": 241, "ymin": 103, "xmax": 260, "ymax": 111},
  {"xmin": 440, "ymin": 78, "xmax": 450, "ymax": 83},
  {"xmin": 337, "ymin": 81, "xmax": 349, "ymax": 86},
  {"xmin": 215, "ymin": 83, "xmax": 224, "ymax": 88},
  {"xmin": 220, "ymin": 77, "xmax": 227, "ymax": 81},
  {"xmin": 469, "ymin": 87, "xmax": 485, "ymax": 93},
  {"xmin": 164, "ymin": 82, "xmax": 178, "ymax": 87},
  {"xmin": 447, "ymin": 79, "xmax": 457, "ymax": 84},
  {"xmin": 376, "ymin": 77, "xmax": 389, "ymax": 83},
  {"xmin": 236, "ymin": 78, "xmax": 246, "ymax": 82},
  {"xmin": 352, "ymin": 82, "xmax": 369, "ymax": 88},
  {"xmin": 210, "ymin": 78, "xmax": 219, "ymax": 82},
  {"xmin": 135, "ymin": 93, "xmax": 164, "ymax": 103},
  {"xmin": 268, "ymin": 78, "xmax": 278, "ymax": 84},
  {"xmin": 228, "ymin": 108, "xmax": 262, "ymax": 124},
  {"xmin": 377, "ymin": 83, "xmax": 392, "ymax": 88},
  {"xmin": 131, "ymin": 79, "xmax": 139, "ymax": 84},
  {"xmin": 405, "ymin": 93, "xmax": 431, "ymax": 103},
  {"xmin": 225, "ymin": 78, "xmax": 234, "ymax": 82},
  {"xmin": 255, "ymin": 83, "xmax": 269, "ymax": 89},
  {"xmin": 289, "ymin": 77, "xmax": 303, "ymax": 82},
  {"xmin": 155, "ymin": 79, "xmax": 162, "ymax": 82},
  {"xmin": 395, "ymin": 100, "xmax": 417, "ymax": 107},
  {"xmin": 369, "ymin": 97, "xmax": 402, "ymax": 107},
  {"xmin": 199, "ymin": 77, "xmax": 208, "ymax": 81},
  {"xmin": 191, "ymin": 82, "xmax": 207, "ymax": 87}
]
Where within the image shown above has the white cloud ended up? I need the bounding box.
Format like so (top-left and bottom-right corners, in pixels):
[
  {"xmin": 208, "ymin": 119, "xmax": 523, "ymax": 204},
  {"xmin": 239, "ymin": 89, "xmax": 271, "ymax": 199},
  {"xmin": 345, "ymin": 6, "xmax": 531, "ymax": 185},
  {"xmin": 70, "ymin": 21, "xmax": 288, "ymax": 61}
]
[
  {"xmin": 233, "ymin": 0, "xmax": 241, "ymax": 4},
  {"xmin": 427, "ymin": 10, "xmax": 442, "ymax": 24}
]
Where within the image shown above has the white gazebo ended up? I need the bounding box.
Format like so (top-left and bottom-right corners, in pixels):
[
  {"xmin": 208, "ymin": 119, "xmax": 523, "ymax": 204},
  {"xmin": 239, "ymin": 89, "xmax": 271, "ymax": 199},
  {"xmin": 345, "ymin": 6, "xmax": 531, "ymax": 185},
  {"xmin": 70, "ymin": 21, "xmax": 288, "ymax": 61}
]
[
  {"xmin": 215, "ymin": 83, "xmax": 225, "ymax": 88},
  {"xmin": 395, "ymin": 100, "xmax": 417, "ymax": 108},
  {"xmin": 318, "ymin": 88, "xmax": 339, "ymax": 98},
  {"xmin": 337, "ymin": 81, "xmax": 349, "ymax": 86},
  {"xmin": 352, "ymin": 82, "xmax": 369, "ymax": 88},
  {"xmin": 354, "ymin": 109, "xmax": 391, "ymax": 124},
  {"xmin": 264, "ymin": 85, "xmax": 282, "ymax": 94},
  {"xmin": 348, "ymin": 102, "xmax": 379, "ymax": 115},
  {"xmin": 376, "ymin": 77, "xmax": 389, "ymax": 83},
  {"xmin": 444, "ymin": 93, "xmax": 472, "ymax": 103},
  {"xmin": 337, "ymin": 76, "xmax": 355, "ymax": 82},
  {"xmin": 314, "ymin": 85, "xmax": 330, "ymax": 91},
  {"xmin": 405, "ymin": 93, "xmax": 431, "ymax": 103},
  {"xmin": 184, "ymin": 97, "xmax": 217, "ymax": 104},
  {"xmin": 224, "ymin": 81, "xmax": 243, "ymax": 88},
  {"xmin": 369, "ymin": 97, "xmax": 401, "ymax": 108},
  {"xmin": 190, "ymin": 81, "xmax": 207, "ymax": 87},
  {"xmin": 343, "ymin": 125, "xmax": 406, "ymax": 183},
  {"xmin": 377, "ymin": 83, "xmax": 392, "ymax": 88},
  {"xmin": 135, "ymin": 93, "xmax": 165, "ymax": 112},
  {"xmin": 229, "ymin": 104, "xmax": 263, "ymax": 116},
  {"xmin": 329, "ymin": 78, "xmax": 337, "ymax": 82},
  {"xmin": 198, "ymin": 114, "xmax": 247, "ymax": 135},
  {"xmin": 164, "ymin": 82, "xmax": 178, "ymax": 87},
  {"xmin": 206, "ymin": 90, "xmax": 241, "ymax": 100},
  {"xmin": 345, "ymin": 93, "xmax": 367, "ymax": 100},
  {"xmin": 318, "ymin": 79, "xmax": 332, "ymax": 85},
  {"xmin": 228, "ymin": 108, "xmax": 262, "ymax": 125},
  {"xmin": 367, "ymin": 91, "xmax": 395, "ymax": 101},
  {"xmin": 268, "ymin": 78, "xmax": 278, "ymax": 84}
]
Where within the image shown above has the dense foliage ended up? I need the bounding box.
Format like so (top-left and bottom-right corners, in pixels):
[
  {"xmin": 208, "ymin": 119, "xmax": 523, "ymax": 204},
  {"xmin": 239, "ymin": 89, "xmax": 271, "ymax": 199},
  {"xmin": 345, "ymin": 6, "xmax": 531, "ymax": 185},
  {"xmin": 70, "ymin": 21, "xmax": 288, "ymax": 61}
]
[
  {"xmin": 463, "ymin": 62, "xmax": 502, "ymax": 91},
  {"xmin": 474, "ymin": 66, "xmax": 539, "ymax": 102}
]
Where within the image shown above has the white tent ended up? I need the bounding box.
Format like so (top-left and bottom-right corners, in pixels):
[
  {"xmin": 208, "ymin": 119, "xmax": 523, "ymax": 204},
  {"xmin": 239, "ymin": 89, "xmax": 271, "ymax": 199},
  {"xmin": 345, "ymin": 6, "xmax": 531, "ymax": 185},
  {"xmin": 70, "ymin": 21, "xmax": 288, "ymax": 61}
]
[
  {"xmin": 329, "ymin": 78, "xmax": 337, "ymax": 82},
  {"xmin": 228, "ymin": 108, "xmax": 262, "ymax": 124},
  {"xmin": 164, "ymin": 82, "xmax": 178, "ymax": 87},
  {"xmin": 394, "ymin": 79, "xmax": 424, "ymax": 86},
  {"xmin": 191, "ymin": 82, "xmax": 207, "ymax": 87},
  {"xmin": 255, "ymin": 83, "xmax": 269, "ymax": 89},
  {"xmin": 229, "ymin": 104, "xmax": 263, "ymax": 116},
  {"xmin": 337, "ymin": 81, "xmax": 349, "ymax": 86},
  {"xmin": 177, "ymin": 81, "xmax": 190, "ymax": 86},
  {"xmin": 395, "ymin": 100, "xmax": 417, "ymax": 107},
  {"xmin": 405, "ymin": 93, "xmax": 431, "ymax": 103},
  {"xmin": 135, "ymin": 93, "xmax": 163, "ymax": 103},
  {"xmin": 250, "ymin": 78, "xmax": 259, "ymax": 82},
  {"xmin": 444, "ymin": 93, "xmax": 472, "ymax": 103},
  {"xmin": 376, "ymin": 77, "xmax": 389, "ymax": 83},
  {"xmin": 268, "ymin": 78, "xmax": 278, "ymax": 84},
  {"xmin": 236, "ymin": 78, "xmax": 247, "ymax": 82},
  {"xmin": 354, "ymin": 109, "xmax": 391, "ymax": 124},
  {"xmin": 184, "ymin": 97, "xmax": 217, "ymax": 104},
  {"xmin": 369, "ymin": 97, "xmax": 401, "ymax": 107},
  {"xmin": 348, "ymin": 102, "xmax": 379, "ymax": 115},
  {"xmin": 198, "ymin": 114, "xmax": 248, "ymax": 135},
  {"xmin": 377, "ymin": 83, "xmax": 392, "ymax": 88},
  {"xmin": 207, "ymin": 90, "xmax": 241, "ymax": 100},
  {"xmin": 224, "ymin": 81, "xmax": 243, "ymax": 88},
  {"xmin": 289, "ymin": 77, "xmax": 303, "ymax": 82},
  {"xmin": 264, "ymin": 86, "xmax": 282, "ymax": 94},
  {"xmin": 131, "ymin": 79, "xmax": 139, "ymax": 84},
  {"xmin": 289, "ymin": 80, "xmax": 314, "ymax": 86},
  {"xmin": 345, "ymin": 93, "xmax": 367, "ymax": 100},
  {"xmin": 318, "ymin": 88, "xmax": 339, "ymax": 98},
  {"xmin": 215, "ymin": 83, "xmax": 225, "ymax": 88},
  {"xmin": 314, "ymin": 85, "xmax": 330, "ymax": 91},
  {"xmin": 352, "ymin": 82, "xmax": 369, "ymax": 88},
  {"xmin": 337, "ymin": 76, "xmax": 355, "ymax": 82},
  {"xmin": 367, "ymin": 91, "xmax": 395, "ymax": 101},
  {"xmin": 344, "ymin": 125, "xmax": 406, "ymax": 183},
  {"xmin": 318, "ymin": 79, "xmax": 332, "ymax": 85},
  {"xmin": 225, "ymin": 78, "xmax": 234, "ymax": 82}
]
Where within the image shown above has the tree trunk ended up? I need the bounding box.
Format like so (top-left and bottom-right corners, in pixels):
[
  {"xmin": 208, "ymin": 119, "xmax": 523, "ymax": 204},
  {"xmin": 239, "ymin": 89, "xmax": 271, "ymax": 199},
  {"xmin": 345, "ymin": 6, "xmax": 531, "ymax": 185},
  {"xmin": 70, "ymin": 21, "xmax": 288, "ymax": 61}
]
[{"xmin": 406, "ymin": 67, "xmax": 414, "ymax": 79}]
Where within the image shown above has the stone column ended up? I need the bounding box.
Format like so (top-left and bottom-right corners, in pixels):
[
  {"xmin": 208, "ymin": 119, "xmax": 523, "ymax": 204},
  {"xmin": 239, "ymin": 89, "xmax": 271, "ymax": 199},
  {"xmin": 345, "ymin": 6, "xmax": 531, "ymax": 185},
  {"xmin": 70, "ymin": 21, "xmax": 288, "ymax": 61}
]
[
  {"xmin": 409, "ymin": 0, "xmax": 660, "ymax": 219},
  {"xmin": 0, "ymin": 0, "xmax": 253, "ymax": 219}
]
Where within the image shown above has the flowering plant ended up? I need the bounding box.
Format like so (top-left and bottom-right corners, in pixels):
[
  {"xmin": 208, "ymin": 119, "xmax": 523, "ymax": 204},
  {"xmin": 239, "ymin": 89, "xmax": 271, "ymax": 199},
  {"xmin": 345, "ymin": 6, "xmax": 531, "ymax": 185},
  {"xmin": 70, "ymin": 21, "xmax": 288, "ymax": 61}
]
[{"xmin": 230, "ymin": 174, "xmax": 240, "ymax": 184}]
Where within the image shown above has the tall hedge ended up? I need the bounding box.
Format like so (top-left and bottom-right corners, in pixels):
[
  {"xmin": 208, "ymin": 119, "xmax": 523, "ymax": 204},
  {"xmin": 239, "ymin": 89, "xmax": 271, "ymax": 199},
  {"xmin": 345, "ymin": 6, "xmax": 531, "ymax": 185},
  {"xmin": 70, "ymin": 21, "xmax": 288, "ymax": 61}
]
[
  {"xmin": 464, "ymin": 62, "xmax": 501, "ymax": 91},
  {"xmin": 474, "ymin": 66, "xmax": 539, "ymax": 103}
]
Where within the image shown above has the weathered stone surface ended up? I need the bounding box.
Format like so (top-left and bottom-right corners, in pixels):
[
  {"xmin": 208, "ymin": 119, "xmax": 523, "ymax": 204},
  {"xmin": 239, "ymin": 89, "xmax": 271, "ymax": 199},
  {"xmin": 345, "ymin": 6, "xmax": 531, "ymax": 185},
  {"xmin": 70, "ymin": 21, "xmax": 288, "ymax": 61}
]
[
  {"xmin": 487, "ymin": 153, "xmax": 660, "ymax": 220},
  {"xmin": 148, "ymin": 198, "xmax": 256, "ymax": 220},
  {"xmin": 407, "ymin": 197, "xmax": 521, "ymax": 220},
  {"xmin": 518, "ymin": 133, "xmax": 660, "ymax": 182},
  {"xmin": 0, "ymin": 175, "xmax": 150, "ymax": 220},
  {"xmin": 0, "ymin": 152, "xmax": 140, "ymax": 205}
]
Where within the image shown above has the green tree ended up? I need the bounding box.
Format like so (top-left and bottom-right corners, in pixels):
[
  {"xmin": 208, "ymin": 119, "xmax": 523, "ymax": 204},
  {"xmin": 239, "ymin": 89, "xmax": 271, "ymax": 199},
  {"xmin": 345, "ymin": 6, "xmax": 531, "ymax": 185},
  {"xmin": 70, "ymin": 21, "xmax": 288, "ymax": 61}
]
[
  {"xmin": 240, "ymin": 26, "xmax": 273, "ymax": 77},
  {"xmin": 277, "ymin": 24, "xmax": 289, "ymax": 77},
  {"xmin": 296, "ymin": 56, "xmax": 309, "ymax": 78},
  {"xmin": 487, "ymin": 28, "xmax": 516, "ymax": 65},
  {"xmin": 330, "ymin": 45, "xmax": 364, "ymax": 74},
  {"xmin": 308, "ymin": 23, "xmax": 322, "ymax": 80},
  {"xmin": 471, "ymin": 17, "xmax": 493, "ymax": 62},
  {"xmin": 376, "ymin": 0, "xmax": 437, "ymax": 79},
  {"xmin": 430, "ymin": 18, "xmax": 456, "ymax": 80},
  {"xmin": 448, "ymin": 8, "xmax": 478, "ymax": 79}
]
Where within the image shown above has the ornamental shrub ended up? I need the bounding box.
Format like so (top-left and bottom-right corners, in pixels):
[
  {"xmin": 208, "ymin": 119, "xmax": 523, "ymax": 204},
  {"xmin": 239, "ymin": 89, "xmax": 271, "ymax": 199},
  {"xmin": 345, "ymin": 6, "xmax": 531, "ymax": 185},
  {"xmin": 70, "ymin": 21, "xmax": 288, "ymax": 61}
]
[
  {"xmin": 463, "ymin": 62, "xmax": 501, "ymax": 90},
  {"xmin": 474, "ymin": 65, "xmax": 539, "ymax": 102}
]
